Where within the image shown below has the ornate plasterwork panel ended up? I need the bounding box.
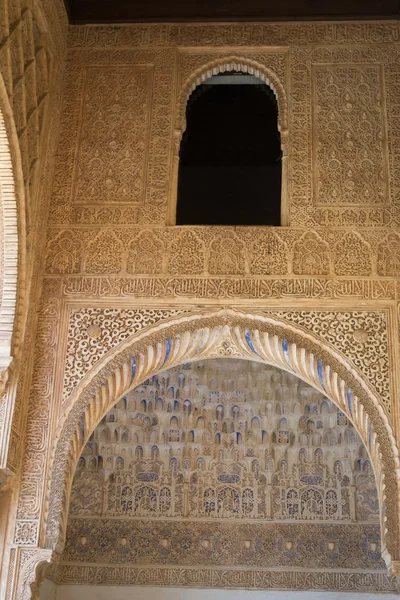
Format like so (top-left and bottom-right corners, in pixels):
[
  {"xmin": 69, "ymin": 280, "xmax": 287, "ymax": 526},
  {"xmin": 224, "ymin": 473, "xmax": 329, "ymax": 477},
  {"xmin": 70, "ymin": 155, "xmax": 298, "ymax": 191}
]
[
  {"xmin": 40, "ymin": 309, "xmax": 400, "ymax": 571},
  {"xmin": 50, "ymin": 47, "xmax": 176, "ymax": 226},
  {"xmin": 63, "ymin": 308, "xmax": 189, "ymax": 403},
  {"xmin": 62, "ymin": 520, "xmax": 382, "ymax": 569},
  {"xmin": 290, "ymin": 46, "xmax": 397, "ymax": 226},
  {"xmin": 55, "ymin": 22, "xmax": 400, "ymax": 227},
  {"xmin": 312, "ymin": 64, "xmax": 388, "ymax": 206},
  {"xmin": 273, "ymin": 311, "xmax": 390, "ymax": 413},
  {"xmin": 73, "ymin": 66, "xmax": 153, "ymax": 205},
  {"xmin": 61, "ymin": 308, "xmax": 391, "ymax": 417},
  {"xmin": 46, "ymin": 226, "xmax": 400, "ymax": 278}
]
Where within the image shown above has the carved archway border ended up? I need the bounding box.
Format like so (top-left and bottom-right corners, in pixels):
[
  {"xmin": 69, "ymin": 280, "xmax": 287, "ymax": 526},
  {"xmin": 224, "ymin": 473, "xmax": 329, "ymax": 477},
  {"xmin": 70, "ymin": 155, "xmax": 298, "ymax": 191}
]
[
  {"xmin": 0, "ymin": 73, "xmax": 26, "ymax": 373},
  {"xmin": 176, "ymin": 55, "xmax": 288, "ymax": 134},
  {"xmin": 44, "ymin": 309, "xmax": 399, "ymax": 571}
]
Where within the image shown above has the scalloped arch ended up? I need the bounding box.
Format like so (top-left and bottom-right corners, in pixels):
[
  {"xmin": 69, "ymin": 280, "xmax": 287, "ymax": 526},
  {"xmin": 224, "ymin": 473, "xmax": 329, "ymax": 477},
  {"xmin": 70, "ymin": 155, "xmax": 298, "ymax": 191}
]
[
  {"xmin": 176, "ymin": 55, "xmax": 288, "ymax": 134},
  {"xmin": 44, "ymin": 310, "xmax": 400, "ymax": 571}
]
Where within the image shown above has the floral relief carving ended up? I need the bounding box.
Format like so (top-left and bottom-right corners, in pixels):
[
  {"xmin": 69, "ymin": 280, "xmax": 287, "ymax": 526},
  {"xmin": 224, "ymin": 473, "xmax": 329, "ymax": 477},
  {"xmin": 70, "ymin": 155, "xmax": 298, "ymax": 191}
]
[
  {"xmin": 292, "ymin": 232, "xmax": 330, "ymax": 275},
  {"xmin": 46, "ymin": 230, "xmax": 83, "ymax": 274},
  {"xmin": 334, "ymin": 232, "xmax": 372, "ymax": 276},
  {"xmin": 85, "ymin": 231, "xmax": 124, "ymax": 274},
  {"xmin": 250, "ymin": 232, "xmax": 288, "ymax": 275},
  {"xmin": 44, "ymin": 227, "xmax": 400, "ymax": 278},
  {"xmin": 377, "ymin": 233, "xmax": 400, "ymax": 276},
  {"xmin": 273, "ymin": 311, "xmax": 391, "ymax": 413},
  {"xmin": 127, "ymin": 231, "xmax": 164, "ymax": 275},
  {"xmin": 74, "ymin": 66, "xmax": 154, "ymax": 205},
  {"xmin": 62, "ymin": 308, "xmax": 189, "ymax": 404},
  {"xmin": 168, "ymin": 230, "xmax": 205, "ymax": 275},
  {"xmin": 49, "ymin": 47, "xmax": 176, "ymax": 224},
  {"xmin": 61, "ymin": 519, "xmax": 383, "ymax": 571},
  {"xmin": 313, "ymin": 64, "xmax": 388, "ymax": 206},
  {"xmin": 208, "ymin": 232, "xmax": 246, "ymax": 275}
]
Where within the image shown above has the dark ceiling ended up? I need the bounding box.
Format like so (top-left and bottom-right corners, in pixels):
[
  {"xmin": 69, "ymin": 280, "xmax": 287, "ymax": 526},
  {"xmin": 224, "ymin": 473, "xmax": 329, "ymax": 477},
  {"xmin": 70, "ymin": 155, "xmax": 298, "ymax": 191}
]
[{"xmin": 64, "ymin": 0, "xmax": 400, "ymax": 24}]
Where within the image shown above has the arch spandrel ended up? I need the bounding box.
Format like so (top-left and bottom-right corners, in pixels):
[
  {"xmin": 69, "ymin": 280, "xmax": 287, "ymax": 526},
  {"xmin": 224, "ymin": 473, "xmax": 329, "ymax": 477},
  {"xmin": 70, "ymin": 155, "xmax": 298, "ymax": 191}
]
[{"xmin": 42, "ymin": 310, "xmax": 400, "ymax": 572}]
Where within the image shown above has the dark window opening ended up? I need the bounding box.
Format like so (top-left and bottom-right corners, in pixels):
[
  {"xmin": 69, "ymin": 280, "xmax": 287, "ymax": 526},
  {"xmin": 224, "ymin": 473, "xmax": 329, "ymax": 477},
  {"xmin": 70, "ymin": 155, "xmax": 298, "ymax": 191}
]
[{"xmin": 176, "ymin": 72, "xmax": 282, "ymax": 226}]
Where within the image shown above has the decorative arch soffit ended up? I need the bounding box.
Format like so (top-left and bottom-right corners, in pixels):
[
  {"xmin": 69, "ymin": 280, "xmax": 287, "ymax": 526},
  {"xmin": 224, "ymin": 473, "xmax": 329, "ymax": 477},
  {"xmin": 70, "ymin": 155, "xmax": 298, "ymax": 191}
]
[
  {"xmin": 45, "ymin": 309, "xmax": 399, "ymax": 570},
  {"xmin": 0, "ymin": 71, "xmax": 26, "ymax": 373},
  {"xmin": 175, "ymin": 56, "xmax": 288, "ymax": 136}
]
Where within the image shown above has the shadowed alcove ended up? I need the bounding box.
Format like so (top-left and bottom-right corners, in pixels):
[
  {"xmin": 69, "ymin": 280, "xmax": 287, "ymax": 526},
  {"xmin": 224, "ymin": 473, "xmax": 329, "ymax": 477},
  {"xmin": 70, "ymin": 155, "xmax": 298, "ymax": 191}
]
[
  {"xmin": 44, "ymin": 358, "xmax": 388, "ymax": 597},
  {"xmin": 176, "ymin": 73, "xmax": 282, "ymax": 226}
]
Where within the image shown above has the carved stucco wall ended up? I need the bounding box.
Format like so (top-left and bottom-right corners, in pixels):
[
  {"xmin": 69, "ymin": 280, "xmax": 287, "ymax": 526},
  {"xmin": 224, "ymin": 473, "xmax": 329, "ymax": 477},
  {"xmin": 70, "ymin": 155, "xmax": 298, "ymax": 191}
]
[
  {"xmin": 4, "ymin": 19, "xmax": 400, "ymax": 600},
  {"xmin": 0, "ymin": 0, "xmax": 68, "ymax": 599},
  {"xmin": 0, "ymin": 0, "xmax": 68, "ymax": 467}
]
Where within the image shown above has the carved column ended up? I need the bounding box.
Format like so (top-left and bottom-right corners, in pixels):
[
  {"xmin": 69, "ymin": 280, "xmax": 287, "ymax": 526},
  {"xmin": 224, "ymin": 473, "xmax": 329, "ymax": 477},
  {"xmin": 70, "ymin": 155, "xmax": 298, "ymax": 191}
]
[
  {"xmin": 280, "ymin": 129, "xmax": 289, "ymax": 226},
  {"xmin": 166, "ymin": 129, "xmax": 182, "ymax": 226},
  {"xmin": 349, "ymin": 478, "xmax": 357, "ymax": 521},
  {"xmin": 265, "ymin": 482, "xmax": 272, "ymax": 519},
  {"xmin": 183, "ymin": 480, "xmax": 190, "ymax": 517}
]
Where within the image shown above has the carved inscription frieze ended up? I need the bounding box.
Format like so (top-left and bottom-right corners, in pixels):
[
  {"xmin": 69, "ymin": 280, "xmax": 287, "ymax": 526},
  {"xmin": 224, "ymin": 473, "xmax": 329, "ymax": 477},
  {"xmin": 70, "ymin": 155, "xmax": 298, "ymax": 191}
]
[
  {"xmin": 60, "ymin": 276, "xmax": 397, "ymax": 301},
  {"xmin": 68, "ymin": 22, "xmax": 400, "ymax": 48},
  {"xmin": 54, "ymin": 563, "xmax": 400, "ymax": 592}
]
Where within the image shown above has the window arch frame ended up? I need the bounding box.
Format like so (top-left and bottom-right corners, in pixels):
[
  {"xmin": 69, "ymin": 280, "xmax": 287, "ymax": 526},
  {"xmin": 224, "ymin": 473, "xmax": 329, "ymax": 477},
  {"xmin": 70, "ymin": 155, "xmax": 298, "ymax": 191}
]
[{"xmin": 168, "ymin": 56, "xmax": 289, "ymax": 227}]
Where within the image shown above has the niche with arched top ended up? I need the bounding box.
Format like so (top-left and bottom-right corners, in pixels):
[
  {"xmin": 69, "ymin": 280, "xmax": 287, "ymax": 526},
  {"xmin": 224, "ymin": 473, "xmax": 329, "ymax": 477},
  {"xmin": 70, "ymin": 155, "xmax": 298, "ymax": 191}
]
[{"xmin": 176, "ymin": 72, "xmax": 282, "ymax": 226}]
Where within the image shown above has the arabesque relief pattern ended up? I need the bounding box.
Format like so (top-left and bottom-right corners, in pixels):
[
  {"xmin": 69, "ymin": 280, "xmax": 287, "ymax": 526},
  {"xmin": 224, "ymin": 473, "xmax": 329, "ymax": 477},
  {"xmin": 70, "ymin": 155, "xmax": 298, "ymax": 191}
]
[
  {"xmin": 5, "ymin": 18, "xmax": 400, "ymax": 600},
  {"xmin": 61, "ymin": 520, "xmax": 383, "ymax": 570},
  {"xmin": 0, "ymin": 0, "xmax": 52, "ymax": 233},
  {"xmin": 0, "ymin": 0, "xmax": 68, "ymax": 481},
  {"xmin": 312, "ymin": 64, "xmax": 388, "ymax": 206},
  {"xmin": 62, "ymin": 308, "xmax": 391, "ymax": 415},
  {"xmin": 46, "ymin": 22, "xmax": 400, "ymax": 228},
  {"xmin": 46, "ymin": 227, "xmax": 400, "ymax": 277},
  {"xmin": 41, "ymin": 311, "xmax": 399, "ymax": 570}
]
